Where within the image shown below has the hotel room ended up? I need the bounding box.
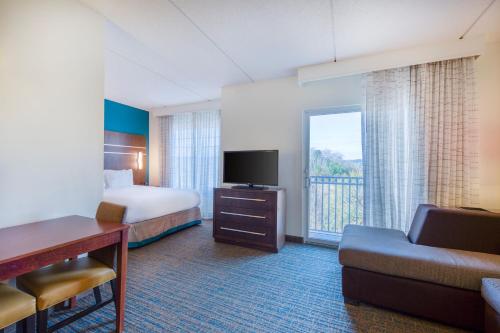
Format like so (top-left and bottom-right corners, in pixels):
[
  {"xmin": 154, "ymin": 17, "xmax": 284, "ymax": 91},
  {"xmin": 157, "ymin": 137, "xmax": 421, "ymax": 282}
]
[{"xmin": 1, "ymin": 1, "xmax": 500, "ymax": 332}]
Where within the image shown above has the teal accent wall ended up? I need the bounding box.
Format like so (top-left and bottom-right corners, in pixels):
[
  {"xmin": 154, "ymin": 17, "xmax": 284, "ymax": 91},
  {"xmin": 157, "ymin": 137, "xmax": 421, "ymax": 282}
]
[{"xmin": 104, "ymin": 99, "xmax": 149, "ymax": 182}]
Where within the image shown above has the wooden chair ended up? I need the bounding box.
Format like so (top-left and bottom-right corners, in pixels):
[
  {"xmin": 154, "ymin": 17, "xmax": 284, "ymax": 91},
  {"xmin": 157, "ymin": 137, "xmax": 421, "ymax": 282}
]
[
  {"xmin": 16, "ymin": 202, "xmax": 126, "ymax": 333},
  {"xmin": 0, "ymin": 283, "xmax": 36, "ymax": 333}
]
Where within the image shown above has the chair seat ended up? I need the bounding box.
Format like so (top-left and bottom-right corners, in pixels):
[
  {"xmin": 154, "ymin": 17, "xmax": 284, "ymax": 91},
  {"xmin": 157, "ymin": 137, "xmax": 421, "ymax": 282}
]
[
  {"xmin": 0, "ymin": 283, "xmax": 36, "ymax": 329},
  {"xmin": 17, "ymin": 257, "xmax": 116, "ymax": 311}
]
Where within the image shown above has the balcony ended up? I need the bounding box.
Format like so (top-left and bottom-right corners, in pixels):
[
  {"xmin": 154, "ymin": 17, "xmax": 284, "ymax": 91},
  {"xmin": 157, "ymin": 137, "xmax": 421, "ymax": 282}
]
[{"xmin": 308, "ymin": 175, "xmax": 363, "ymax": 242}]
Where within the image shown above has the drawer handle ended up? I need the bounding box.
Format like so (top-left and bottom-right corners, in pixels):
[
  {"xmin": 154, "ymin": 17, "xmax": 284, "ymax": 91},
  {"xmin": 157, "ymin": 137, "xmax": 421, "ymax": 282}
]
[
  {"xmin": 220, "ymin": 227, "xmax": 266, "ymax": 236},
  {"xmin": 220, "ymin": 195, "xmax": 266, "ymax": 202},
  {"xmin": 220, "ymin": 211, "xmax": 266, "ymax": 219}
]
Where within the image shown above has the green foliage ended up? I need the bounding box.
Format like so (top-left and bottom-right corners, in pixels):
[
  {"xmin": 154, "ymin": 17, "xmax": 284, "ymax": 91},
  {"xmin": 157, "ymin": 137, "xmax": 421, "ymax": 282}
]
[
  {"xmin": 308, "ymin": 149, "xmax": 364, "ymax": 234},
  {"xmin": 310, "ymin": 148, "xmax": 362, "ymax": 177}
]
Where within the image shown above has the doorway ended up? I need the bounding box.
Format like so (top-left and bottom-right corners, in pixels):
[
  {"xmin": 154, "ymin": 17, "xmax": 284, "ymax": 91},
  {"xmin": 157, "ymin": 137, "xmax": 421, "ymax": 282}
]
[{"xmin": 303, "ymin": 106, "xmax": 363, "ymax": 245}]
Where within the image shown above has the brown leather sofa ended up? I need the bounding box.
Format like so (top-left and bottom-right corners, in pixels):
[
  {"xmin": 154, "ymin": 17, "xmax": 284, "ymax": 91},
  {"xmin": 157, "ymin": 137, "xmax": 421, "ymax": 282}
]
[{"xmin": 339, "ymin": 204, "xmax": 500, "ymax": 331}]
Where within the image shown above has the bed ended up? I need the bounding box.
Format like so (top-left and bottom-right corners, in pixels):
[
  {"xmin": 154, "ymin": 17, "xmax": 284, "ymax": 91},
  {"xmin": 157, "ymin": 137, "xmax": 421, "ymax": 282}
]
[
  {"xmin": 103, "ymin": 185, "xmax": 201, "ymax": 248},
  {"xmin": 103, "ymin": 131, "xmax": 202, "ymax": 248}
]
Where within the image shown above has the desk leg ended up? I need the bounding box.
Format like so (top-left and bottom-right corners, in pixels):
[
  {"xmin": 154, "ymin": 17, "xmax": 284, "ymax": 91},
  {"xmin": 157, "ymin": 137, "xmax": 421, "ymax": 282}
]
[{"xmin": 116, "ymin": 229, "xmax": 128, "ymax": 333}]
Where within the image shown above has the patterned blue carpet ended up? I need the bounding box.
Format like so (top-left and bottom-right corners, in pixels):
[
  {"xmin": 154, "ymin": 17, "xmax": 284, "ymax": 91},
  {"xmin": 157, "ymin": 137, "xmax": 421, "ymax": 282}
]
[{"xmin": 22, "ymin": 221, "xmax": 465, "ymax": 332}]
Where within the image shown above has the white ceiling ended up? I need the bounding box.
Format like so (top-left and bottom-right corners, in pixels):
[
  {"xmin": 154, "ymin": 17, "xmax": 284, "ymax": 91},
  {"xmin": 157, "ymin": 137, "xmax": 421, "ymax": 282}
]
[{"xmin": 81, "ymin": 0, "xmax": 500, "ymax": 110}]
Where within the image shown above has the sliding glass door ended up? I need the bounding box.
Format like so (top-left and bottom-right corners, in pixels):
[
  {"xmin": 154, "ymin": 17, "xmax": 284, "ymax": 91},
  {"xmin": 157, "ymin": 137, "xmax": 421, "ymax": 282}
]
[{"xmin": 303, "ymin": 106, "xmax": 363, "ymax": 245}]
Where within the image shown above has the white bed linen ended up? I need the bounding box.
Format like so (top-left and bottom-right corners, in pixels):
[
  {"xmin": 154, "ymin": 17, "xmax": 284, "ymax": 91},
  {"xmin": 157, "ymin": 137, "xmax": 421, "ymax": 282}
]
[{"xmin": 103, "ymin": 185, "xmax": 200, "ymax": 224}]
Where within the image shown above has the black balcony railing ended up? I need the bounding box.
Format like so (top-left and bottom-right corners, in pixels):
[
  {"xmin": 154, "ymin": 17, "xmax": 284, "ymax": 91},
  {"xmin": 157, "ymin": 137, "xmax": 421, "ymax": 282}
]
[{"xmin": 309, "ymin": 175, "xmax": 363, "ymax": 235}]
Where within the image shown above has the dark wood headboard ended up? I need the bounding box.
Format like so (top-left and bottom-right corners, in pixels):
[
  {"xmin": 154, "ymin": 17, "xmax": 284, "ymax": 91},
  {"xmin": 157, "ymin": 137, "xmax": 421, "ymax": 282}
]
[{"xmin": 104, "ymin": 130, "xmax": 147, "ymax": 185}]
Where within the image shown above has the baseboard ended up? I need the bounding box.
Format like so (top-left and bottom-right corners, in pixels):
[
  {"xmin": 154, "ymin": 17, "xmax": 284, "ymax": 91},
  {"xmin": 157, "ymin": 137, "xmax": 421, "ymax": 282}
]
[{"xmin": 285, "ymin": 235, "xmax": 304, "ymax": 243}]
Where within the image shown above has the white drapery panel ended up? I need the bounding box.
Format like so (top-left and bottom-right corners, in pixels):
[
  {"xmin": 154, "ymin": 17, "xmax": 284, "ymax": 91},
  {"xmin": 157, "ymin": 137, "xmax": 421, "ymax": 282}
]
[
  {"xmin": 362, "ymin": 67, "xmax": 414, "ymax": 231},
  {"xmin": 362, "ymin": 57, "xmax": 479, "ymax": 232},
  {"xmin": 159, "ymin": 110, "xmax": 221, "ymax": 218},
  {"xmin": 410, "ymin": 58, "xmax": 479, "ymax": 208}
]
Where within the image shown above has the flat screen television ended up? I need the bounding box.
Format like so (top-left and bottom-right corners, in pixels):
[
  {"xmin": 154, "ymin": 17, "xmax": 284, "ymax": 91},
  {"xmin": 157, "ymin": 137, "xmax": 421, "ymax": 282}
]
[{"xmin": 223, "ymin": 150, "xmax": 278, "ymax": 189}]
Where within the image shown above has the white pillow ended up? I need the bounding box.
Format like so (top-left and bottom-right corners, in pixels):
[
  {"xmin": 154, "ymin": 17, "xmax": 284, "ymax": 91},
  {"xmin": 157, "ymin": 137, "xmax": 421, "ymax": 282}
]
[{"xmin": 104, "ymin": 169, "xmax": 134, "ymax": 189}]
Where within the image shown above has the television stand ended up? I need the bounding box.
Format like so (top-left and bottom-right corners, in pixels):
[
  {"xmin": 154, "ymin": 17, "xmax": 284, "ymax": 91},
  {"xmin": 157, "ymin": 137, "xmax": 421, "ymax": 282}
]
[
  {"xmin": 213, "ymin": 187, "xmax": 286, "ymax": 252},
  {"xmin": 231, "ymin": 184, "xmax": 268, "ymax": 190}
]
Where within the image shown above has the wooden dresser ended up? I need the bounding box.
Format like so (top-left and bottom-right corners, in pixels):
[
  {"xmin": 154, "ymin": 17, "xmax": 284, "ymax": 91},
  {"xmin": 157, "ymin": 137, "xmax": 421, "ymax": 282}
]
[{"xmin": 213, "ymin": 187, "xmax": 286, "ymax": 252}]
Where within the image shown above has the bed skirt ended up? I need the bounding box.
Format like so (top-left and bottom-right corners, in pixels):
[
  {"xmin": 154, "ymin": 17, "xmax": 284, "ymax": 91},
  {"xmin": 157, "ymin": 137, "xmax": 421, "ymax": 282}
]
[{"xmin": 128, "ymin": 207, "xmax": 201, "ymax": 248}]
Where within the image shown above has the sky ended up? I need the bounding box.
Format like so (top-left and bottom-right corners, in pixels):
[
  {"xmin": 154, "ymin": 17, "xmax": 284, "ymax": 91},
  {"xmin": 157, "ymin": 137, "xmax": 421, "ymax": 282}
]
[{"xmin": 310, "ymin": 112, "xmax": 362, "ymax": 160}]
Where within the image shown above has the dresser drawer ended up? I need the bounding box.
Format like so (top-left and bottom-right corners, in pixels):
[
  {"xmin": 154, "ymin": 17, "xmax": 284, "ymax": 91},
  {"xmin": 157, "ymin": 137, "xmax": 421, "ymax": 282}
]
[
  {"xmin": 214, "ymin": 206, "xmax": 273, "ymax": 226},
  {"xmin": 214, "ymin": 219, "xmax": 274, "ymax": 244},
  {"xmin": 214, "ymin": 189, "xmax": 276, "ymax": 210}
]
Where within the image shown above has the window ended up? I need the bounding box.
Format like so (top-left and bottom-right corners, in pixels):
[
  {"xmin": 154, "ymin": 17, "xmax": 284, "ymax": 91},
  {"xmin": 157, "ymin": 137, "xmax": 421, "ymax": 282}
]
[{"xmin": 159, "ymin": 110, "xmax": 221, "ymax": 218}]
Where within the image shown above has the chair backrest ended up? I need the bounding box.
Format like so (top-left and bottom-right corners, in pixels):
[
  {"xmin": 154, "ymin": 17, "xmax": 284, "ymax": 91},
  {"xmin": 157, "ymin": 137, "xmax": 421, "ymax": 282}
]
[
  {"xmin": 90, "ymin": 202, "xmax": 127, "ymax": 268},
  {"xmin": 408, "ymin": 204, "xmax": 500, "ymax": 255},
  {"xmin": 95, "ymin": 201, "xmax": 126, "ymax": 224}
]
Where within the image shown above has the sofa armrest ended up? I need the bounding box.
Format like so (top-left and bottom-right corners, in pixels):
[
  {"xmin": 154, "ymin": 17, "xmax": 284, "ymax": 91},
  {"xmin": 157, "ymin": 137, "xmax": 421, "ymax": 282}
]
[{"xmin": 408, "ymin": 205, "xmax": 500, "ymax": 255}]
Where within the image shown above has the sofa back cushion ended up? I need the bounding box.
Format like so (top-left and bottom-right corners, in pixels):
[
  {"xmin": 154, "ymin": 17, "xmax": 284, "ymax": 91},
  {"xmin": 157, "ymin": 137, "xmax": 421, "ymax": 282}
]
[
  {"xmin": 408, "ymin": 204, "xmax": 500, "ymax": 255},
  {"xmin": 408, "ymin": 204, "xmax": 437, "ymax": 244}
]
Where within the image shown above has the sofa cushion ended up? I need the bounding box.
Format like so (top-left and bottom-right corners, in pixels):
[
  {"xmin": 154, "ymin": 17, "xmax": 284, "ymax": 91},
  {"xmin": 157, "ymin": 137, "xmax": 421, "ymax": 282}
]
[
  {"xmin": 339, "ymin": 225, "xmax": 500, "ymax": 291},
  {"xmin": 407, "ymin": 205, "xmax": 500, "ymax": 254},
  {"xmin": 482, "ymin": 278, "xmax": 500, "ymax": 313},
  {"xmin": 407, "ymin": 204, "xmax": 437, "ymax": 244}
]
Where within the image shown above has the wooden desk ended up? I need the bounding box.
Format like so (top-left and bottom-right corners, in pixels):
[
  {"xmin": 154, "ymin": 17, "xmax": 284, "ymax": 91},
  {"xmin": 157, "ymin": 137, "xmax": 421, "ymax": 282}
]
[{"xmin": 0, "ymin": 216, "xmax": 130, "ymax": 333}]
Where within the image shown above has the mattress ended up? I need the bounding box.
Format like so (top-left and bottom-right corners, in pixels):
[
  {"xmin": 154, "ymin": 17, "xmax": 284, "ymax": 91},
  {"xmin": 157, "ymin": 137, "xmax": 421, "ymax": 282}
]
[{"xmin": 103, "ymin": 185, "xmax": 200, "ymax": 224}]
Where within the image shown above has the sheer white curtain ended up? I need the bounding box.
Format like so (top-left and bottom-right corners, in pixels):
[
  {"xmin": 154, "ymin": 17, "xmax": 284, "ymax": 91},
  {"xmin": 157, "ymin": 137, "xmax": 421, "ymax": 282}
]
[
  {"xmin": 362, "ymin": 67, "xmax": 414, "ymax": 231},
  {"xmin": 159, "ymin": 110, "xmax": 221, "ymax": 218},
  {"xmin": 410, "ymin": 58, "xmax": 479, "ymax": 208},
  {"xmin": 362, "ymin": 57, "xmax": 479, "ymax": 232}
]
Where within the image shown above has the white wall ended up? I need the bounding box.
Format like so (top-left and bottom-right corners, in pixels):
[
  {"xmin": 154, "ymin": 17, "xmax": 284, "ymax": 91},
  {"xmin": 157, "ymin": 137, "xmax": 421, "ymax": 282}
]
[
  {"xmin": 298, "ymin": 36, "xmax": 484, "ymax": 84},
  {"xmin": 220, "ymin": 76, "xmax": 362, "ymax": 236},
  {"xmin": 0, "ymin": 0, "xmax": 104, "ymax": 228},
  {"xmin": 476, "ymin": 40, "xmax": 500, "ymax": 209},
  {"xmin": 152, "ymin": 100, "xmax": 221, "ymax": 117}
]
